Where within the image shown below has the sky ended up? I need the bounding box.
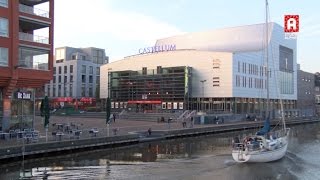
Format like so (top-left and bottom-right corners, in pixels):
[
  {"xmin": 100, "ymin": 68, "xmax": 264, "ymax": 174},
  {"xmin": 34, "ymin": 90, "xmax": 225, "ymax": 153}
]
[{"xmin": 49, "ymin": 0, "xmax": 319, "ymax": 73}]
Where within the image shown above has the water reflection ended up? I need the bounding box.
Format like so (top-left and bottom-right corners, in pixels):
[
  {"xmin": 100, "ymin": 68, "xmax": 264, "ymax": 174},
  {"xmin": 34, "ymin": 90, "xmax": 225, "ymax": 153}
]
[{"xmin": 0, "ymin": 123, "xmax": 319, "ymax": 179}]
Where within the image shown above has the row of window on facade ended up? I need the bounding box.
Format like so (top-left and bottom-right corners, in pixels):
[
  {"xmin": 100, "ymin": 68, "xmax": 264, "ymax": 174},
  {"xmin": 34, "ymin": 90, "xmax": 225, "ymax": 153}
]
[
  {"xmin": 46, "ymin": 84, "xmax": 97, "ymax": 97},
  {"xmin": 53, "ymin": 65, "xmax": 100, "ymax": 75},
  {"xmin": 0, "ymin": 14, "xmax": 9, "ymax": 66},
  {"xmin": 52, "ymin": 75, "xmax": 99, "ymax": 84},
  {"xmin": 238, "ymin": 61, "xmax": 271, "ymax": 77},
  {"xmin": 56, "ymin": 48, "xmax": 106, "ymax": 65},
  {"xmin": 212, "ymin": 59, "xmax": 221, "ymax": 86},
  {"xmin": 235, "ymin": 75, "xmax": 267, "ymax": 89}
]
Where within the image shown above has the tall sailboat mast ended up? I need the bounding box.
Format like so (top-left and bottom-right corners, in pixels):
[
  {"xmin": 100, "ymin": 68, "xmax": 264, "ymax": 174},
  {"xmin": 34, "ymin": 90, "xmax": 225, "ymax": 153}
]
[{"xmin": 265, "ymin": 0, "xmax": 270, "ymax": 119}]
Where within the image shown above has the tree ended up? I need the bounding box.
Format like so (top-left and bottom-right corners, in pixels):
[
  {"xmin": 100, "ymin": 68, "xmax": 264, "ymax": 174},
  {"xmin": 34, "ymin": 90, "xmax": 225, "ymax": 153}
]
[
  {"xmin": 106, "ymin": 97, "xmax": 111, "ymax": 124},
  {"xmin": 40, "ymin": 96, "xmax": 50, "ymax": 128}
]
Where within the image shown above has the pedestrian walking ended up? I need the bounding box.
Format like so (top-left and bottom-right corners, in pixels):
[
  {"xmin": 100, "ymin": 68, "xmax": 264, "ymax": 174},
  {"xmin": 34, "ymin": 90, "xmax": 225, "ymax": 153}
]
[
  {"xmin": 147, "ymin": 128, "xmax": 152, "ymax": 136},
  {"xmin": 113, "ymin": 114, "xmax": 116, "ymax": 123},
  {"xmin": 190, "ymin": 116, "xmax": 194, "ymax": 128},
  {"xmin": 182, "ymin": 118, "xmax": 187, "ymax": 128}
]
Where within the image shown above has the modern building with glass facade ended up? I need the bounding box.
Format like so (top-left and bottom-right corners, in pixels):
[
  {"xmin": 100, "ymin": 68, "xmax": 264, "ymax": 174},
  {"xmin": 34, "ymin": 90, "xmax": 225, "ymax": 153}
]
[
  {"xmin": 44, "ymin": 47, "xmax": 108, "ymax": 109},
  {"xmin": 100, "ymin": 22, "xmax": 297, "ymax": 117},
  {"xmin": 0, "ymin": 0, "xmax": 54, "ymax": 131}
]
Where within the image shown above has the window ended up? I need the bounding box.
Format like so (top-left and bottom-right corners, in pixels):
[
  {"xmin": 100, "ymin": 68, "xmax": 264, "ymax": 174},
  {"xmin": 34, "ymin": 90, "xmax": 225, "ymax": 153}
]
[
  {"xmin": 55, "ymin": 49, "xmax": 65, "ymax": 60},
  {"xmin": 0, "ymin": 0, "xmax": 8, "ymax": 8},
  {"xmin": 238, "ymin": 61, "xmax": 240, "ymax": 72},
  {"xmin": 53, "ymin": 86, "xmax": 56, "ymax": 97},
  {"xmin": 0, "ymin": 47, "xmax": 8, "ymax": 66},
  {"xmin": 89, "ymin": 86, "xmax": 93, "ymax": 97},
  {"xmin": 0, "ymin": 17, "xmax": 8, "ymax": 37},
  {"xmin": 64, "ymin": 66, "xmax": 67, "ymax": 74},
  {"xmin": 236, "ymin": 75, "xmax": 240, "ymax": 87},
  {"xmin": 96, "ymin": 67, "xmax": 100, "ymax": 75},
  {"xmin": 64, "ymin": 76, "xmax": 67, "ymax": 83},
  {"xmin": 53, "ymin": 76, "xmax": 56, "ymax": 83},
  {"xmin": 53, "ymin": 67, "xmax": 56, "ymax": 74},
  {"xmin": 81, "ymin": 84, "xmax": 86, "ymax": 96},
  {"xmin": 63, "ymin": 84, "xmax": 67, "ymax": 97},
  {"xmin": 58, "ymin": 66, "xmax": 61, "ymax": 74},
  {"xmin": 82, "ymin": 65, "xmax": 86, "ymax": 74},
  {"xmin": 89, "ymin": 66, "xmax": 93, "ymax": 74},
  {"xmin": 89, "ymin": 75, "xmax": 93, "ymax": 83},
  {"xmin": 71, "ymin": 55, "xmax": 76, "ymax": 60},
  {"xmin": 242, "ymin": 77, "xmax": 246, "ymax": 87},
  {"xmin": 82, "ymin": 75, "xmax": 86, "ymax": 83},
  {"xmin": 70, "ymin": 65, "xmax": 73, "ymax": 73},
  {"xmin": 212, "ymin": 77, "xmax": 220, "ymax": 87},
  {"xmin": 212, "ymin": 59, "xmax": 220, "ymax": 69},
  {"xmin": 70, "ymin": 84, "xmax": 73, "ymax": 97},
  {"xmin": 96, "ymin": 76, "xmax": 100, "ymax": 84},
  {"xmin": 58, "ymin": 85, "xmax": 61, "ymax": 97},
  {"xmin": 70, "ymin": 75, "xmax": 73, "ymax": 82},
  {"xmin": 58, "ymin": 76, "xmax": 61, "ymax": 83},
  {"xmin": 142, "ymin": 67, "xmax": 147, "ymax": 75},
  {"xmin": 157, "ymin": 66, "xmax": 162, "ymax": 74}
]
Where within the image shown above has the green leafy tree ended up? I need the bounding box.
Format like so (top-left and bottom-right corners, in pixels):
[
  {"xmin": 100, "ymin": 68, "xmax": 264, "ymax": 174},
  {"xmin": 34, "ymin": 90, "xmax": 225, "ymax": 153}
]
[
  {"xmin": 106, "ymin": 97, "xmax": 111, "ymax": 124},
  {"xmin": 40, "ymin": 96, "xmax": 50, "ymax": 128}
]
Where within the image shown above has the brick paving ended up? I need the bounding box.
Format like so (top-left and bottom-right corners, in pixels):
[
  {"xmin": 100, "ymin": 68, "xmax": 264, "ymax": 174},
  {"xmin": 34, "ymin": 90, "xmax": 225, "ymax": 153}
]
[{"xmin": 0, "ymin": 115, "xmax": 198, "ymax": 147}]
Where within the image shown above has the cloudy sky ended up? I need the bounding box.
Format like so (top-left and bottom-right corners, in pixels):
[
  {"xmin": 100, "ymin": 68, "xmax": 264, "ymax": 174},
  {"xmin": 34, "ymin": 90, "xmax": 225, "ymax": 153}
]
[{"xmin": 48, "ymin": 0, "xmax": 319, "ymax": 73}]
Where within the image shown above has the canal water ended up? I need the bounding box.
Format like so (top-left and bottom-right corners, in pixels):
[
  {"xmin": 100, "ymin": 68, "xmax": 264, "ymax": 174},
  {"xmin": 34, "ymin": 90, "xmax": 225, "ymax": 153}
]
[{"xmin": 0, "ymin": 123, "xmax": 319, "ymax": 180}]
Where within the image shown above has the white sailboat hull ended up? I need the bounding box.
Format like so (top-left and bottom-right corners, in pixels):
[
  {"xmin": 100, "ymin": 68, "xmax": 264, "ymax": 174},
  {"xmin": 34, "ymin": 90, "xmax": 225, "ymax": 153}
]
[
  {"xmin": 232, "ymin": 128, "xmax": 290, "ymax": 163},
  {"xmin": 232, "ymin": 142, "xmax": 288, "ymax": 163}
]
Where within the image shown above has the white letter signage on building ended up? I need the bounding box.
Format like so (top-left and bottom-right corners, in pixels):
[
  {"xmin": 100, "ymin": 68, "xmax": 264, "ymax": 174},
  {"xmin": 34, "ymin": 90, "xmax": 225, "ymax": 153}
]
[
  {"xmin": 138, "ymin": 44, "xmax": 176, "ymax": 54},
  {"xmin": 16, "ymin": 91, "xmax": 32, "ymax": 100}
]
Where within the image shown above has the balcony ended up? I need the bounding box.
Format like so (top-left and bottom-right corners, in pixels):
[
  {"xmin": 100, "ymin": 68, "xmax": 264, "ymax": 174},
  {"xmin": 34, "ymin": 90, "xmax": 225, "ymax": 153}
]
[
  {"xmin": 18, "ymin": 47, "xmax": 49, "ymax": 70},
  {"xmin": 19, "ymin": 32, "xmax": 49, "ymax": 44},
  {"xmin": 19, "ymin": 3, "xmax": 49, "ymax": 18}
]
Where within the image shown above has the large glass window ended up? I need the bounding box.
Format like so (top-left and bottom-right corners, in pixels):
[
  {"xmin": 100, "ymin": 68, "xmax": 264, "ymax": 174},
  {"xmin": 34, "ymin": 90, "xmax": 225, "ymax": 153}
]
[
  {"xmin": 0, "ymin": 47, "xmax": 8, "ymax": 66},
  {"xmin": 64, "ymin": 66, "xmax": 67, "ymax": 74},
  {"xmin": 55, "ymin": 49, "xmax": 65, "ymax": 60},
  {"xmin": 0, "ymin": 17, "xmax": 8, "ymax": 37},
  {"xmin": 18, "ymin": 48, "xmax": 49, "ymax": 70},
  {"xmin": 0, "ymin": 0, "xmax": 8, "ymax": 8}
]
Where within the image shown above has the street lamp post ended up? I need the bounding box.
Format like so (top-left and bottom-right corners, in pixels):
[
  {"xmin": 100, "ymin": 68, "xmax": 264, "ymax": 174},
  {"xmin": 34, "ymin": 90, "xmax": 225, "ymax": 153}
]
[{"xmin": 200, "ymin": 80, "xmax": 206, "ymax": 111}]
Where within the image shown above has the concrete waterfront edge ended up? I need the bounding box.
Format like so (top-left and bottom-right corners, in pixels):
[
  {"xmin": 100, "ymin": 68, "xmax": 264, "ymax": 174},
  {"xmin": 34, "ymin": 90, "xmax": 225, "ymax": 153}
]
[{"xmin": 0, "ymin": 118, "xmax": 319, "ymax": 162}]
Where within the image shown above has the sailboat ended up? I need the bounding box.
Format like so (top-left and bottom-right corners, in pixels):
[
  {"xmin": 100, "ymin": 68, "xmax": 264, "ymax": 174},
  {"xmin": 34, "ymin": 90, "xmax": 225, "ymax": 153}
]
[{"xmin": 231, "ymin": 0, "xmax": 290, "ymax": 163}]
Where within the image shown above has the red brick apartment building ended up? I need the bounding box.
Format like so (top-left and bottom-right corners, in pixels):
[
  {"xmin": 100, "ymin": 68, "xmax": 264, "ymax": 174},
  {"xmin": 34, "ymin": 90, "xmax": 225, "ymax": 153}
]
[{"xmin": 0, "ymin": 0, "xmax": 54, "ymax": 131}]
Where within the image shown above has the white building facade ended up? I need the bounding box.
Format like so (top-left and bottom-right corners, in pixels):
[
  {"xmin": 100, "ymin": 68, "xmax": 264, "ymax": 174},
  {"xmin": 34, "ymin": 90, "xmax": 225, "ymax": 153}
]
[
  {"xmin": 100, "ymin": 23, "xmax": 297, "ymax": 117},
  {"xmin": 45, "ymin": 47, "xmax": 108, "ymax": 107}
]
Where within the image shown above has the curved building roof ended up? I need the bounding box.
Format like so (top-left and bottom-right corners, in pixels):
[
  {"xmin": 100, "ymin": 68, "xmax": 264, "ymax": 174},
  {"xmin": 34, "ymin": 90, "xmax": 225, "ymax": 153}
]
[{"xmin": 155, "ymin": 22, "xmax": 277, "ymax": 53}]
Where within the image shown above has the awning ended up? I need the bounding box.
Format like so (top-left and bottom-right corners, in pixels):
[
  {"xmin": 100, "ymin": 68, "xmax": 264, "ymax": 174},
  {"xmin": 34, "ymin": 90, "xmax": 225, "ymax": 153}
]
[
  {"xmin": 127, "ymin": 100, "xmax": 162, "ymax": 104},
  {"xmin": 54, "ymin": 97, "xmax": 73, "ymax": 102},
  {"xmin": 80, "ymin": 97, "xmax": 95, "ymax": 102}
]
